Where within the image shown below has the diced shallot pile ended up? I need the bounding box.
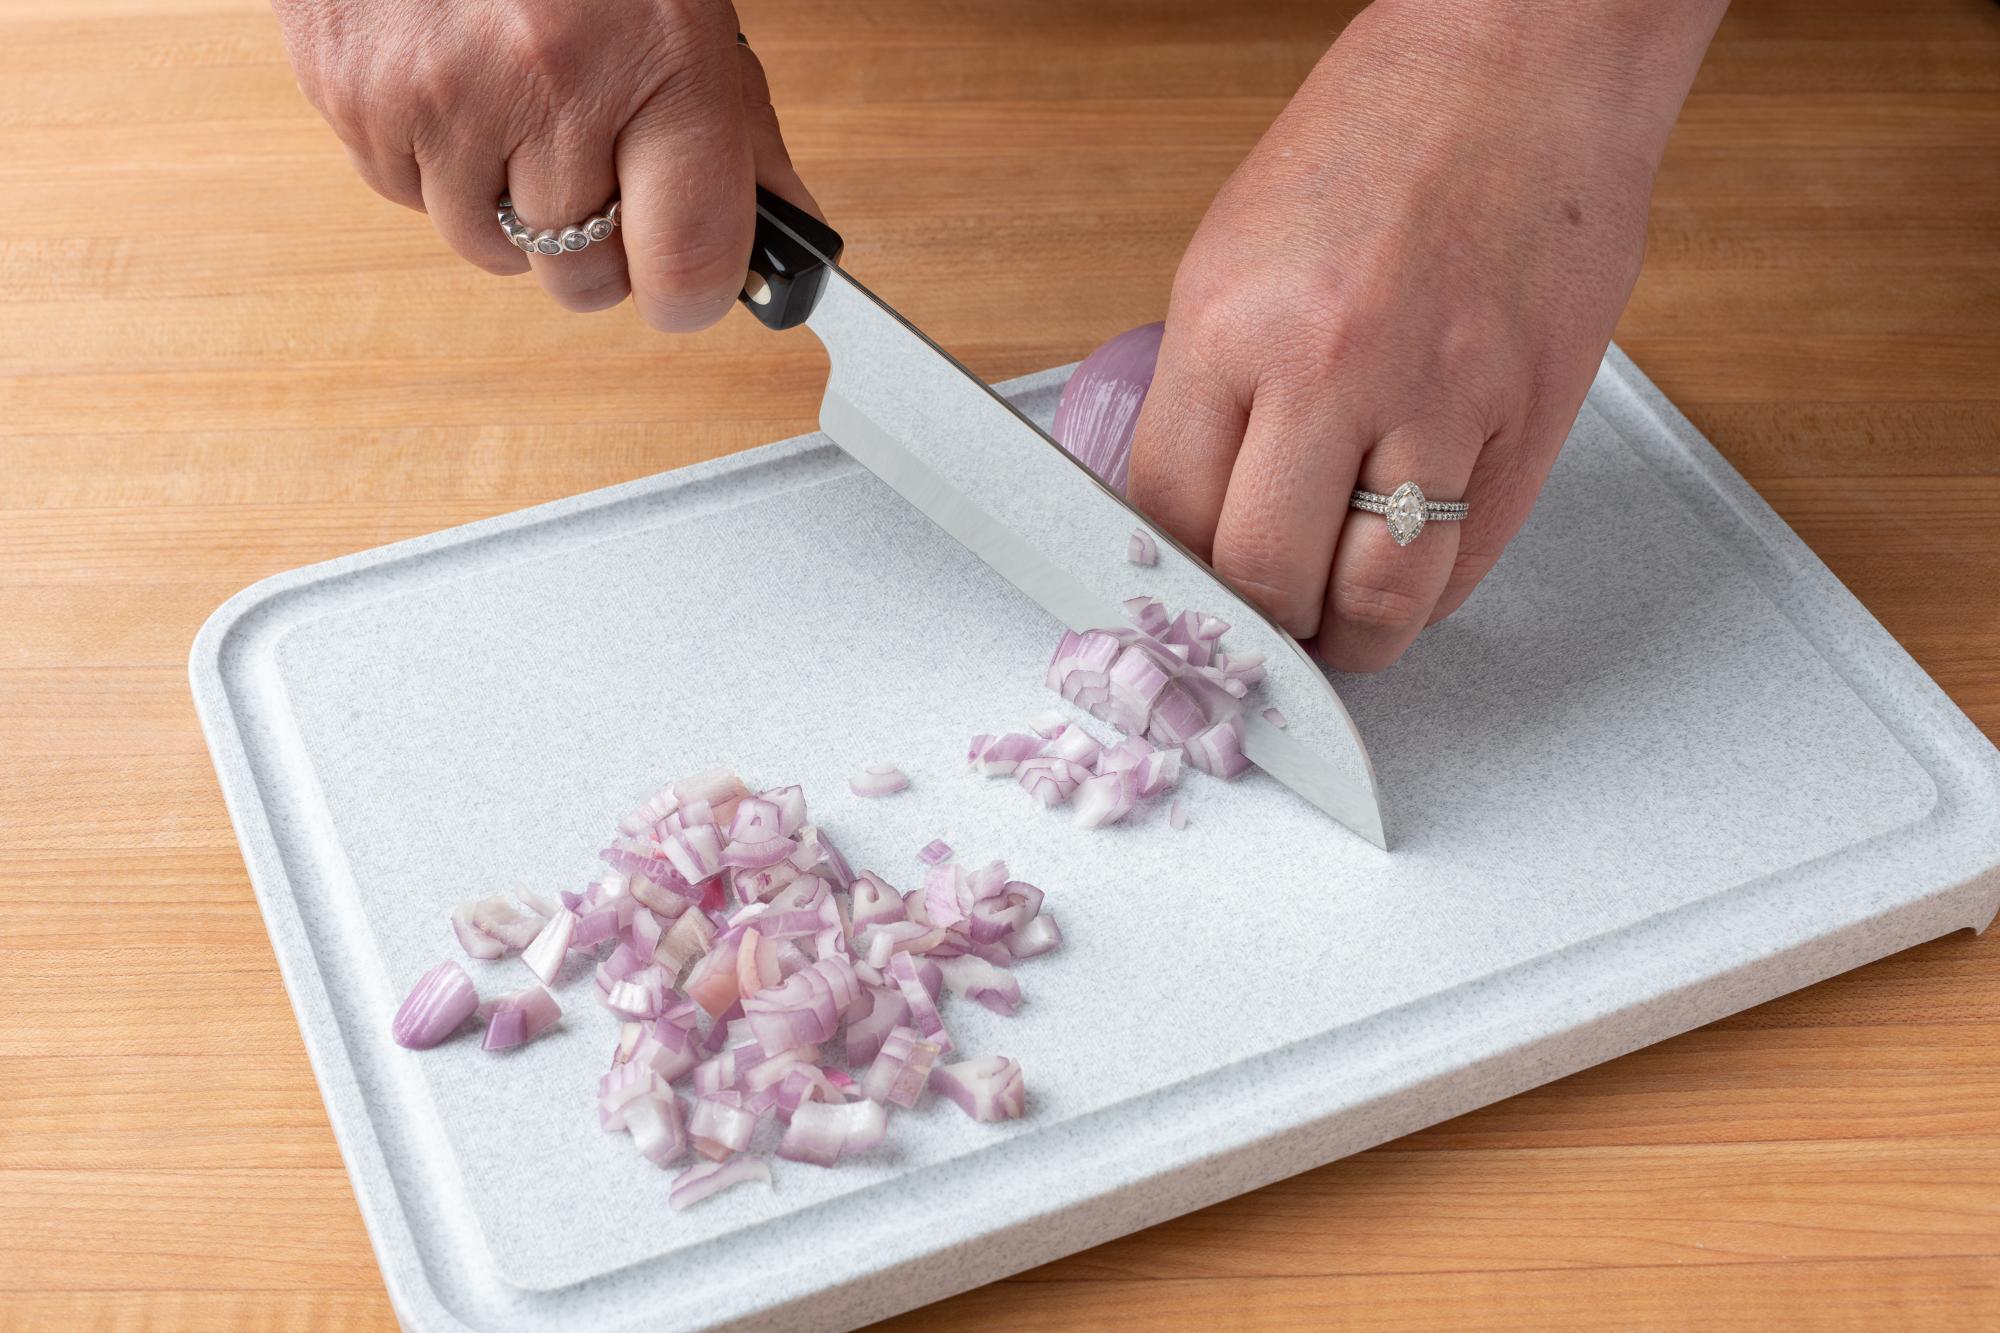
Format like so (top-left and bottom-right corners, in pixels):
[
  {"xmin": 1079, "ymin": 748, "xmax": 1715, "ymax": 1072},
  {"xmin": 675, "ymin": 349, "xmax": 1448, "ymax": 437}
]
[
  {"xmin": 965, "ymin": 590, "xmax": 1271, "ymax": 827},
  {"xmin": 390, "ymin": 769, "xmax": 1056, "ymax": 1209}
]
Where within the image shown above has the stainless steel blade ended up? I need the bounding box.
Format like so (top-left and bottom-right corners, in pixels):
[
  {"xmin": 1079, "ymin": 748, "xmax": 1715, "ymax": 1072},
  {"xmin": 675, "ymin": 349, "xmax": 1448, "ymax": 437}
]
[{"xmin": 805, "ymin": 268, "xmax": 1386, "ymax": 847}]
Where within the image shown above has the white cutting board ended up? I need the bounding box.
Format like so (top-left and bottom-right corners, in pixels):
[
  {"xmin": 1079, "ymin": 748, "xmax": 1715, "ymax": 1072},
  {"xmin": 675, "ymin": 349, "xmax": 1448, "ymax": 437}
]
[{"xmin": 191, "ymin": 347, "xmax": 2000, "ymax": 1332}]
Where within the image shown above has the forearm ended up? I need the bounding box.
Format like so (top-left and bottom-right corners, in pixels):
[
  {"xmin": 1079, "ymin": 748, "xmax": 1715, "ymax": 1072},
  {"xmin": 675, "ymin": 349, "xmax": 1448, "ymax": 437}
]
[{"xmin": 1344, "ymin": 0, "xmax": 1729, "ymax": 170}]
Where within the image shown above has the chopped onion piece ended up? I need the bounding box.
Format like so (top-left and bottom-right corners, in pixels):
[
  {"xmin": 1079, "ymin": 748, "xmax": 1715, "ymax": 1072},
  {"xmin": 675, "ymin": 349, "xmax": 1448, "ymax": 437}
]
[
  {"xmin": 1128, "ymin": 529, "xmax": 1158, "ymax": 566},
  {"xmin": 849, "ymin": 762, "xmax": 909, "ymax": 798},
  {"xmin": 779, "ymin": 1097, "xmax": 888, "ymax": 1167},
  {"xmin": 850, "ymin": 872, "xmax": 905, "ymax": 928},
  {"xmin": 1136, "ymin": 747, "xmax": 1182, "ymax": 798},
  {"xmin": 520, "ymin": 908, "xmax": 575, "ymax": 984},
  {"xmin": 392, "ymin": 961, "xmax": 479, "ymax": 1049},
  {"xmin": 452, "ymin": 898, "xmax": 529, "ymax": 959},
  {"xmin": 1044, "ymin": 723, "xmax": 1102, "ymax": 768},
  {"xmin": 844, "ymin": 986, "xmax": 909, "ymax": 1068},
  {"xmin": 624, "ymin": 1090, "xmax": 687, "ymax": 1167},
  {"xmin": 1261, "ymin": 705, "xmax": 1288, "ymax": 729},
  {"xmin": 1170, "ymin": 798, "xmax": 1190, "ymax": 830},
  {"xmin": 1185, "ymin": 717, "xmax": 1251, "ymax": 780},
  {"xmin": 688, "ymin": 1091, "xmax": 758, "ymax": 1154},
  {"xmin": 685, "ymin": 932, "xmax": 743, "ymax": 1018},
  {"xmin": 861, "ymin": 1024, "xmax": 942, "ymax": 1109},
  {"xmin": 1004, "ymin": 913, "xmax": 1063, "ymax": 960},
  {"xmin": 720, "ymin": 836, "xmax": 796, "ymax": 870},
  {"xmin": 921, "ymin": 863, "xmax": 968, "ymax": 930},
  {"xmin": 935, "ymin": 956, "xmax": 1022, "ymax": 1016},
  {"xmin": 1015, "ymin": 755, "xmax": 1087, "ymax": 807},
  {"xmin": 482, "ymin": 986, "xmax": 560, "ymax": 1051},
  {"xmin": 1073, "ymin": 769, "xmax": 1140, "ymax": 828},
  {"xmin": 888, "ymin": 952, "xmax": 953, "ymax": 1052},
  {"xmin": 972, "ymin": 733, "xmax": 1042, "ymax": 777},
  {"xmin": 728, "ymin": 797, "xmax": 783, "ymax": 844},
  {"xmin": 598, "ymin": 1059, "xmax": 664, "ymax": 1131},
  {"xmin": 930, "ymin": 1055, "xmax": 1027, "ymax": 1122},
  {"xmin": 916, "ymin": 839, "xmax": 954, "ymax": 866},
  {"xmin": 1027, "ymin": 710, "xmax": 1069, "ymax": 738},
  {"xmin": 668, "ymin": 1155, "xmax": 771, "ymax": 1211}
]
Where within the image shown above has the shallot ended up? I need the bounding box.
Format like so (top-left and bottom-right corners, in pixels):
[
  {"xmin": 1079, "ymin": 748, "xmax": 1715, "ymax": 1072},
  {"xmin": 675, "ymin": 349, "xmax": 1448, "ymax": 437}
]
[{"xmin": 1049, "ymin": 321, "xmax": 1163, "ymax": 495}]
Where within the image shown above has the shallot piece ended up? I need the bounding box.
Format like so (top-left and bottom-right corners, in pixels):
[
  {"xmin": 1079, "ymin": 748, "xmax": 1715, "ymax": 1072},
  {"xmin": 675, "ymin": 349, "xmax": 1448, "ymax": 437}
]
[
  {"xmin": 624, "ymin": 1090, "xmax": 688, "ymax": 1167},
  {"xmin": 1261, "ymin": 706, "xmax": 1288, "ymax": 729},
  {"xmin": 916, "ymin": 839, "xmax": 954, "ymax": 866},
  {"xmin": 1027, "ymin": 710, "xmax": 1069, "ymax": 738},
  {"xmin": 861, "ymin": 1024, "xmax": 942, "ymax": 1109},
  {"xmin": 930, "ymin": 1055, "xmax": 1027, "ymax": 1122},
  {"xmin": 778, "ymin": 1097, "xmax": 889, "ymax": 1166},
  {"xmin": 482, "ymin": 986, "xmax": 560, "ymax": 1051},
  {"xmin": 849, "ymin": 763, "xmax": 909, "ymax": 798},
  {"xmin": 392, "ymin": 961, "xmax": 479, "ymax": 1049},
  {"xmin": 1128, "ymin": 529, "xmax": 1159, "ymax": 566},
  {"xmin": 668, "ymin": 1156, "xmax": 772, "ymax": 1211},
  {"xmin": 521, "ymin": 907, "xmax": 576, "ymax": 984},
  {"xmin": 1170, "ymin": 798, "xmax": 1190, "ymax": 830}
]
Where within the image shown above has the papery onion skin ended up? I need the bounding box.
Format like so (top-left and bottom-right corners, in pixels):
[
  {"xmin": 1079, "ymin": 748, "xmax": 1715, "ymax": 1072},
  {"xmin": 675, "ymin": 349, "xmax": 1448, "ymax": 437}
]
[
  {"xmin": 392, "ymin": 961, "xmax": 479, "ymax": 1049},
  {"xmin": 1050, "ymin": 322, "xmax": 1164, "ymax": 496}
]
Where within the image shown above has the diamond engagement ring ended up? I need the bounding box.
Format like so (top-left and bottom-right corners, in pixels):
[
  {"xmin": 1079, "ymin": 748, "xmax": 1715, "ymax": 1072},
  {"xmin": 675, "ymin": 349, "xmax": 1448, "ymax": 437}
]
[
  {"xmin": 1349, "ymin": 482, "xmax": 1470, "ymax": 547},
  {"xmin": 497, "ymin": 195, "xmax": 619, "ymax": 256}
]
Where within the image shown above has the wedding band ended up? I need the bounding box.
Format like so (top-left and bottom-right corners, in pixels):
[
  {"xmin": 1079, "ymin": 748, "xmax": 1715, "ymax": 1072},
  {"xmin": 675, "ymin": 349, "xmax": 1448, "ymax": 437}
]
[
  {"xmin": 497, "ymin": 195, "xmax": 619, "ymax": 256},
  {"xmin": 1349, "ymin": 482, "xmax": 1469, "ymax": 547}
]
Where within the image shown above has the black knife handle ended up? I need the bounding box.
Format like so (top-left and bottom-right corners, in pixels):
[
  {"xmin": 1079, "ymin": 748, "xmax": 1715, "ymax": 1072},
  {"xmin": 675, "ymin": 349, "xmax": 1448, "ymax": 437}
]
[{"xmin": 740, "ymin": 186, "xmax": 842, "ymax": 331}]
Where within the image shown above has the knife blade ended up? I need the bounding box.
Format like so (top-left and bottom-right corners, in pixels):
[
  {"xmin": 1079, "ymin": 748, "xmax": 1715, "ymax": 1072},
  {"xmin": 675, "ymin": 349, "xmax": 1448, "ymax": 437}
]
[{"xmin": 740, "ymin": 189, "xmax": 1386, "ymax": 847}]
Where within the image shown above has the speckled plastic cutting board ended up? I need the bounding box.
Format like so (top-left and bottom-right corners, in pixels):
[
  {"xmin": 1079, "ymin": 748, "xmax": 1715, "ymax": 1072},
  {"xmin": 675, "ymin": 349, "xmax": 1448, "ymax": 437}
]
[{"xmin": 191, "ymin": 346, "xmax": 2000, "ymax": 1332}]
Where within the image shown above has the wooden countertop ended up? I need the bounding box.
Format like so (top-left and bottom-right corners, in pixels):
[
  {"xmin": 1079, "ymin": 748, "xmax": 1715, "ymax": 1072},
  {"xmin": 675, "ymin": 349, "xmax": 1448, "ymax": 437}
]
[{"xmin": 4, "ymin": 0, "xmax": 1997, "ymax": 1327}]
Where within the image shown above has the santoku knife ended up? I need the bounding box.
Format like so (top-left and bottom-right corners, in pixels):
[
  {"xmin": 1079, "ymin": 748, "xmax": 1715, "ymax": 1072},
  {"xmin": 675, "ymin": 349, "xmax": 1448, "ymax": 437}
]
[{"xmin": 736, "ymin": 188, "xmax": 1386, "ymax": 848}]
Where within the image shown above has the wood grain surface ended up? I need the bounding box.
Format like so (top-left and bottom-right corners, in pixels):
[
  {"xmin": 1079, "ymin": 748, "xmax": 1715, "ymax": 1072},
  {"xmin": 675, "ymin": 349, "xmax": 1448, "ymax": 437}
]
[{"xmin": 3, "ymin": 0, "xmax": 1998, "ymax": 1328}]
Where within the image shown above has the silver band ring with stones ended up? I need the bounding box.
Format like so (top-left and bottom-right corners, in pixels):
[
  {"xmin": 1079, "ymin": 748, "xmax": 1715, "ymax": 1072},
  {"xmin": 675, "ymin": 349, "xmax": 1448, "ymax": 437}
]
[
  {"xmin": 1349, "ymin": 482, "xmax": 1470, "ymax": 547},
  {"xmin": 498, "ymin": 195, "xmax": 620, "ymax": 256}
]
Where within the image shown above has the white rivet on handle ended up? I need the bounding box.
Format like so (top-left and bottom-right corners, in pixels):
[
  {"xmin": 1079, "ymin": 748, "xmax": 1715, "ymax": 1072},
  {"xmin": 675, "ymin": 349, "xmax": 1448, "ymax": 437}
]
[{"xmin": 744, "ymin": 273, "xmax": 772, "ymax": 306}]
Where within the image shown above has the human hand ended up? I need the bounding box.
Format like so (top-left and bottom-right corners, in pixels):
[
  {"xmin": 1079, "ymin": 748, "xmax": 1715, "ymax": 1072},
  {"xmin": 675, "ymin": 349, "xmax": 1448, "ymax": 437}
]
[
  {"xmin": 1128, "ymin": 0, "xmax": 1726, "ymax": 671},
  {"xmin": 273, "ymin": 0, "xmax": 816, "ymax": 328}
]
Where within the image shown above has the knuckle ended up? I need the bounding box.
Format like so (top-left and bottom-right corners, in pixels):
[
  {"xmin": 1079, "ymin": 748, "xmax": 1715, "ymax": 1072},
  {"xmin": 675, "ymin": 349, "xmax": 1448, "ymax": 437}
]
[
  {"xmin": 499, "ymin": 7, "xmax": 591, "ymax": 87},
  {"xmin": 633, "ymin": 230, "xmax": 745, "ymax": 330},
  {"xmin": 1329, "ymin": 572, "xmax": 1430, "ymax": 636},
  {"xmin": 1214, "ymin": 540, "xmax": 1322, "ymax": 639},
  {"xmin": 639, "ymin": 227, "xmax": 741, "ymax": 296}
]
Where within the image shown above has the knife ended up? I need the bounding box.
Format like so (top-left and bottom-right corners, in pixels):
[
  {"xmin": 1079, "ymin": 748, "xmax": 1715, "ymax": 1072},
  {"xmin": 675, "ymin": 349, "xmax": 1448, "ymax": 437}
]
[{"xmin": 738, "ymin": 188, "xmax": 1386, "ymax": 848}]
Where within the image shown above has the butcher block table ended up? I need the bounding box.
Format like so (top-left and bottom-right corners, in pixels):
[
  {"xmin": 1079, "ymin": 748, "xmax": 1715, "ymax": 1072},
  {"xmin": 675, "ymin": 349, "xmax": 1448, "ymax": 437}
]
[{"xmin": 4, "ymin": 0, "xmax": 1999, "ymax": 1328}]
